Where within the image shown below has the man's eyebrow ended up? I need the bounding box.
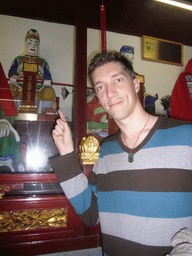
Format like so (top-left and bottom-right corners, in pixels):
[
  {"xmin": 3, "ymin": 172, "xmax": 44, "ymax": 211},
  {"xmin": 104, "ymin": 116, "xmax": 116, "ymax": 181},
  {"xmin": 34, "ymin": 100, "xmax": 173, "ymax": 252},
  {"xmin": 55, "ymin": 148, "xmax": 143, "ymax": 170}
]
[
  {"xmin": 94, "ymin": 72, "xmax": 126, "ymax": 87},
  {"xmin": 111, "ymin": 72, "xmax": 126, "ymax": 78},
  {"xmin": 94, "ymin": 81, "xmax": 102, "ymax": 87}
]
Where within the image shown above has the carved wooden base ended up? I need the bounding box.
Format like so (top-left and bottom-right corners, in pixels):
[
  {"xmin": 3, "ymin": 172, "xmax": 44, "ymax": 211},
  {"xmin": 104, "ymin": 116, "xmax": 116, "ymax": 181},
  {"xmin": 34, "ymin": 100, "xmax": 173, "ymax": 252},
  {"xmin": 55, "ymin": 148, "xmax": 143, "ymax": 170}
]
[{"xmin": 0, "ymin": 195, "xmax": 101, "ymax": 255}]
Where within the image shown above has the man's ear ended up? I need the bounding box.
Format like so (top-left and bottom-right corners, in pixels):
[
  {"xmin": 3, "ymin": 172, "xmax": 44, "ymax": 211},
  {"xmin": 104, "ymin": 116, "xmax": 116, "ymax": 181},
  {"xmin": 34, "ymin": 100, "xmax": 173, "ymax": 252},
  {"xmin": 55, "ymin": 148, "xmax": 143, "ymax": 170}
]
[{"xmin": 133, "ymin": 78, "xmax": 140, "ymax": 94}]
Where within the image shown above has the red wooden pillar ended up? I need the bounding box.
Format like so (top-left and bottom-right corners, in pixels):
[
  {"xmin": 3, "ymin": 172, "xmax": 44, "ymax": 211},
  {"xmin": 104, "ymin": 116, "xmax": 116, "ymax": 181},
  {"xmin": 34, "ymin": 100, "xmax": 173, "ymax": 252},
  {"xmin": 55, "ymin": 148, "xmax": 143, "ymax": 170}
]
[{"xmin": 73, "ymin": 9, "xmax": 87, "ymax": 152}]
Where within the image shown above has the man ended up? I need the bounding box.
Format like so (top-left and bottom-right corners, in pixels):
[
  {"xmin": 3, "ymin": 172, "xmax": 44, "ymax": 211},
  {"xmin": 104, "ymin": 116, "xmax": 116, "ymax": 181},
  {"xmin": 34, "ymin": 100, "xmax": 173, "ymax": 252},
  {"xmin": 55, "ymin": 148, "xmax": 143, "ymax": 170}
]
[{"xmin": 50, "ymin": 51, "xmax": 192, "ymax": 255}]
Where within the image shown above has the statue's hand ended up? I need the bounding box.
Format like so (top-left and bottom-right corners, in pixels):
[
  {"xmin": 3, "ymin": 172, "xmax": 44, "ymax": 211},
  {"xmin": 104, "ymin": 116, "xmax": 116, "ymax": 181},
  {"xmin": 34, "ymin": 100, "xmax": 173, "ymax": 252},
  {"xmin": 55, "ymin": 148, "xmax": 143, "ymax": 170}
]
[
  {"xmin": 0, "ymin": 120, "xmax": 10, "ymax": 137},
  {"xmin": 43, "ymin": 80, "xmax": 52, "ymax": 86},
  {"xmin": 0, "ymin": 119, "xmax": 20, "ymax": 141},
  {"xmin": 18, "ymin": 163, "xmax": 25, "ymax": 172},
  {"xmin": 10, "ymin": 75, "xmax": 18, "ymax": 84}
]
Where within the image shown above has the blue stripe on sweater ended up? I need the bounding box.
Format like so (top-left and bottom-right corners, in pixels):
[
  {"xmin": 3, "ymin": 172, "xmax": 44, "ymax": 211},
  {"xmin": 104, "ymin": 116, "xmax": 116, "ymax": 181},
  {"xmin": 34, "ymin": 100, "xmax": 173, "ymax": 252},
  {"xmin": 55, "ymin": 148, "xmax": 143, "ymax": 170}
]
[
  {"xmin": 97, "ymin": 191, "xmax": 192, "ymax": 218},
  {"xmin": 69, "ymin": 184, "xmax": 97, "ymax": 215},
  {"xmin": 144, "ymin": 125, "xmax": 192, "ymax": 149},
  {"xmin": 100, "ymin": 125, "xmax": 192, "ymax": 157},
  {"xmin": 100, "ymin": 141, "xmax": 123, "ymax": 158}
]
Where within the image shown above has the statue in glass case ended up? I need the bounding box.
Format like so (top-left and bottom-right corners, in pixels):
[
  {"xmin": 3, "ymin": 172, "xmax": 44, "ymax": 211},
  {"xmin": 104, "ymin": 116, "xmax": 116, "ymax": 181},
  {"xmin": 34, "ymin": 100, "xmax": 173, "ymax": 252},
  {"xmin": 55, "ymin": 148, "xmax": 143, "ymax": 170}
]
[{"xmin": 8, "ymin": 29, "xmax": 57, "ymax": 114}]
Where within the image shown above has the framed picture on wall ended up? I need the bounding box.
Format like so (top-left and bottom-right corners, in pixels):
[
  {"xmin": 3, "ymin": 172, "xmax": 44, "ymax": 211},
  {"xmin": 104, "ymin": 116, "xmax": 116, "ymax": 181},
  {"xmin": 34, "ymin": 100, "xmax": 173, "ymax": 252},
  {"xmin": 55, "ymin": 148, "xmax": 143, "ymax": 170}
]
[{"xmin": 142, "ymin": 35, "xmax": 183, "ymax": 66}]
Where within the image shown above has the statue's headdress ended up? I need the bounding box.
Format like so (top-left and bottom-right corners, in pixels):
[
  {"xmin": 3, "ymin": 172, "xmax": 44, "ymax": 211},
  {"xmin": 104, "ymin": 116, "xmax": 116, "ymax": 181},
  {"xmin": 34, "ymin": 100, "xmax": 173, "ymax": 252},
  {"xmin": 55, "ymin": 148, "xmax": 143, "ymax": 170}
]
[
  {"xmin": 120, "ymin": 45, "xmax": 134, "ymax": 55},
  {"xmin": 25, "ymin": 29, "xmax": 40, "ymax": 42}
]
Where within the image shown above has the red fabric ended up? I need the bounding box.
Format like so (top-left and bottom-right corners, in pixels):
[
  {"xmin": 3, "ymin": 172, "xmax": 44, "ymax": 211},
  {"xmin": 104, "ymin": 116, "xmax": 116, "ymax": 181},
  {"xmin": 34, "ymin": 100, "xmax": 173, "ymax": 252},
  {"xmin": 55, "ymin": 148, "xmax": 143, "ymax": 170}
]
[
  {"xmin": 0, "ymin": 62, "xmax": 17, "ymax": 116},
  {"xmin": 170, "ymin": 59, "xmax": 192, "ymax": 121}
]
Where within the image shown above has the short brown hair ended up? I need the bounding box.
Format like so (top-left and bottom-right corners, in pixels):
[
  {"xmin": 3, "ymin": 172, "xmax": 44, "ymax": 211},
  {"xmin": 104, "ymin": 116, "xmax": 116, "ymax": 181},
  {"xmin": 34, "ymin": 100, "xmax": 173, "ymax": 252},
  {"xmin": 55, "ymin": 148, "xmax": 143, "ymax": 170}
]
[{"xmin": 88, "ymin": 51, "xmax": 135, "ymax": 87}]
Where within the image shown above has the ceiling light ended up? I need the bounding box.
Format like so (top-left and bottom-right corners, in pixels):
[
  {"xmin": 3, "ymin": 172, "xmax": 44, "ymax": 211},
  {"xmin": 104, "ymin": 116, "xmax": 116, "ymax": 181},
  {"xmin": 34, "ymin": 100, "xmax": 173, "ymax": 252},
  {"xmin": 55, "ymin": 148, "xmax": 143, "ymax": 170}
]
[{"xmin": 154, "ymin": 0, "xmax": 192, "ymax": 11}]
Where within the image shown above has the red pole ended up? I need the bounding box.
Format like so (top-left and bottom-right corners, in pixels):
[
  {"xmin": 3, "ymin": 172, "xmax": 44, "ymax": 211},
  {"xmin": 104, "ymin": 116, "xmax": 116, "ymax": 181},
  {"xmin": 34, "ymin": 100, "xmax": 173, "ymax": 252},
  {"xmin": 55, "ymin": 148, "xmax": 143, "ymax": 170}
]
[{"xmin": 100, "ymin": 1, "xmax": 106, "ymax": 51}]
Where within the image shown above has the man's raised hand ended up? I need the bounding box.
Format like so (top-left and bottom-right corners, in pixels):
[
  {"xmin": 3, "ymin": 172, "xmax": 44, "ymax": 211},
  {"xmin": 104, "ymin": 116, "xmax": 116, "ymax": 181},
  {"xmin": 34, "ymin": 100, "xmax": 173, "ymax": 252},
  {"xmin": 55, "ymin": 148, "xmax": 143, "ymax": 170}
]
[{"xmin": 52, "ymin": 109, "xmax": 74, "ymax": 156}]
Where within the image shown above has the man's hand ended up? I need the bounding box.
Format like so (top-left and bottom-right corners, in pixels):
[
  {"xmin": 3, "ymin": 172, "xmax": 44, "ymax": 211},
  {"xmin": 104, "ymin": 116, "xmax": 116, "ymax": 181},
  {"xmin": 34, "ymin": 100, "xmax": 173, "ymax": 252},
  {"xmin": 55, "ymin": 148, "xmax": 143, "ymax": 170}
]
[{"xmin": 52, "ymin": 109, "xmax": 74, "ymax": 156}]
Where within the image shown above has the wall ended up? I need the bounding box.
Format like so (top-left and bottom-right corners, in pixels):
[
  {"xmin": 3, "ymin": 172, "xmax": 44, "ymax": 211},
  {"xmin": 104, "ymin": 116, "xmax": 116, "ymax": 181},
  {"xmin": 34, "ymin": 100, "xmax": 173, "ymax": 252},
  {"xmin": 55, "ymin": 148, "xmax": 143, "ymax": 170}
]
[
  {"xmin": 88, "ymin": 28, "xmax": 192, "ymax": 114},
  {"xmin": 1, "ymin": 14, "xmax": 192, "ymax": 116}
]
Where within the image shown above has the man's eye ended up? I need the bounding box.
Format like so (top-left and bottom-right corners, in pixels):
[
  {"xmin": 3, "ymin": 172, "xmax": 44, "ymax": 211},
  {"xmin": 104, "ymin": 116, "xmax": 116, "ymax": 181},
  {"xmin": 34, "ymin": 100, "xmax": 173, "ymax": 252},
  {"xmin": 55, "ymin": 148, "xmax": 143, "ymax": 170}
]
[
  {"xmin": 96, "ymin": 85, "xmax": 104, "ymax": 92},
  {"xmin": 116, "ymin": 78, "xmax": 123, "ymax": 83}
]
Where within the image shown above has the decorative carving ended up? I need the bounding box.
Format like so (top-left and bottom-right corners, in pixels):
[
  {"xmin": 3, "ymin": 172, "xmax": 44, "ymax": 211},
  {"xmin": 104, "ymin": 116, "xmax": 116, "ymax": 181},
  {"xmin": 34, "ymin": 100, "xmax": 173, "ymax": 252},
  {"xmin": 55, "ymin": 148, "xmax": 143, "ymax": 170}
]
[
  {"xmin": 0, "ymin": 185, "xmax": 11, "ymax": 199},
  {"xmin": 0, "ymin": 208, "xmax": 67, "ymax": 232},
  {"xmin": 79, "ymin": 135, "xmax": 100, "ymax": 164},
  {"xmin": 0, "ymin": 184, "xmax": 24, "ymax": 199}
]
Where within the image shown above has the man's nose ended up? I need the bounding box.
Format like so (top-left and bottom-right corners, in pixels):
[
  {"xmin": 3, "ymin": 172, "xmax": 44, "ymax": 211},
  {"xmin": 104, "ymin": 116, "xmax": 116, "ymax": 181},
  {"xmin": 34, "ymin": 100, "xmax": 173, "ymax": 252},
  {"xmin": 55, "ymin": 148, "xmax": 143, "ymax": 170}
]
[{"xmin": 106, "ymin": 84, "xmax": 117, "ymax": 98}]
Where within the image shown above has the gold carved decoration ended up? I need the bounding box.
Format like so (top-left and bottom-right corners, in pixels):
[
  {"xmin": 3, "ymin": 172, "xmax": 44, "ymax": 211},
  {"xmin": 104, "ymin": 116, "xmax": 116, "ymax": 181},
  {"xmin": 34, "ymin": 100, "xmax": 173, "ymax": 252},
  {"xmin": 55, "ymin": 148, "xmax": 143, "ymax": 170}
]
[
  {"xmin": 0, "ymin": 208, "xmax": 67, "ymax": 232},
  {"xmin": 18, "ymin": 104, "xmax": 37, "ymax": 113},
  {"xmin": 23, "ymin": 63, "xmax": 38, "ymax": 73},
  {"xmin": 9, "ymin": 83, "xmax": 23, "ymax": 100},
  {"xmin": 79, "ymin": 135, "xmax": 100, "ymax": 165},
  {"xmin": 0, "ymin": 185, "xmax": 11, "ymax": 199}
]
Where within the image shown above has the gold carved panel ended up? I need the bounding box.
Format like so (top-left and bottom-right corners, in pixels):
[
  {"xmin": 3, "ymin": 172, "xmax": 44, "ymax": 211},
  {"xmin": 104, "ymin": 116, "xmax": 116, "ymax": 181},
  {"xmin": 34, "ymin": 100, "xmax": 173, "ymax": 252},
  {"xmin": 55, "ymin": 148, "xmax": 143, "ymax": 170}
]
[
  {"xmin": 0, "ymin": 208, "xmax": 67, "ymax": 232},
  {"xmin": 23, "ymin": 63, "xmax": 38, "ymax": 73}
]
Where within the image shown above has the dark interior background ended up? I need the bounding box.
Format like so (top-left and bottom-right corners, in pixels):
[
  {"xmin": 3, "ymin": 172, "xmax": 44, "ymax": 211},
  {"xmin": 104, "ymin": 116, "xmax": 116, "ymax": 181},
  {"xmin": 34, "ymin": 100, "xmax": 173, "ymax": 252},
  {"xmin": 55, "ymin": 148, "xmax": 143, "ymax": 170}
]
[{"xmin": 1, "ymin": 0, "xmax": 192, "ymax": 46}]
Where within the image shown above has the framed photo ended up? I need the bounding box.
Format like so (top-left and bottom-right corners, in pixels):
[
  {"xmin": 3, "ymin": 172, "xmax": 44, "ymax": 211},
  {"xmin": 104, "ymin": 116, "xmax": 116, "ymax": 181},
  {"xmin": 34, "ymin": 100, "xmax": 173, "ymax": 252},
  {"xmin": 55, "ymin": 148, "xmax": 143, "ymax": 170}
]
[{"xmin": 142, "ymin": 35, "xmax": 183, "ymax": 66}]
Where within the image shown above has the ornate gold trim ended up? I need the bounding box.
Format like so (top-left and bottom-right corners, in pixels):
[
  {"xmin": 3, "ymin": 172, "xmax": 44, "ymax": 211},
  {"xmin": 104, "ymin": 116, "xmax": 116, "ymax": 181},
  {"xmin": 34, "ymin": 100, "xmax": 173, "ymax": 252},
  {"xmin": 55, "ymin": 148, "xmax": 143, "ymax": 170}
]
[
  {"xmin": 18, "ymin": 104, "xmax": 37, "ymax": 113},
  {"xmin": 0, "ymin": 208, "xmax": 67, "ymax": 232},
  {"xmin": 9, "ymin": 83, "xmax": 23, "ymax": 99},
  {"xmin": 15, "ymin": 113, "xmax": 38, "ymax": 121},
  {"xmin": 0, "ymin": 185, "xmax": 11, "ymax": 199},
  {"xmin": 135, "ymin": 74, "xmax": 145, "ymax": 84},
  {"xmin": 23, "ymin": 63, "xmax": 38, "ymax": 73}
]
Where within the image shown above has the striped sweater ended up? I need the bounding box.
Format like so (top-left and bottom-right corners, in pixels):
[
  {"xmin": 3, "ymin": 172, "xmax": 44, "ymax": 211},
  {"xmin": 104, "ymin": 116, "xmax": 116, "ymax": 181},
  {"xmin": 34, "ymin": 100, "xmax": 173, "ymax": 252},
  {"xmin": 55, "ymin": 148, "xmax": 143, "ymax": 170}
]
[{"xmin": 50, "ymin": 116, "xmax": 192, "ymax": 256}]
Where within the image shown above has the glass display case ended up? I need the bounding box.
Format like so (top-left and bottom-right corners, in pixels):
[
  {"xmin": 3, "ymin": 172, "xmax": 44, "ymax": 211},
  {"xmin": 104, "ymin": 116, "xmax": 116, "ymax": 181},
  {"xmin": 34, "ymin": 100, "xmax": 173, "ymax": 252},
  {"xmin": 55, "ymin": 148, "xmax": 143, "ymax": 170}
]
[{"xmin": 0, "ymin": 64, "xmax": 101, "ymax": 255}]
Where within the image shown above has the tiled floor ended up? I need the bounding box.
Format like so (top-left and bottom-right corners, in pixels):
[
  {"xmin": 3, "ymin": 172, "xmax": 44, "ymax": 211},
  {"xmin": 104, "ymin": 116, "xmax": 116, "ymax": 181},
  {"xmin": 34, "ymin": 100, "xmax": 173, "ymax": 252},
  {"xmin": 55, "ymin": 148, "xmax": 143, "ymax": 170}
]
[{"xmin": 38, "ymin": 247, "xmax": 102, "ymax": 256}]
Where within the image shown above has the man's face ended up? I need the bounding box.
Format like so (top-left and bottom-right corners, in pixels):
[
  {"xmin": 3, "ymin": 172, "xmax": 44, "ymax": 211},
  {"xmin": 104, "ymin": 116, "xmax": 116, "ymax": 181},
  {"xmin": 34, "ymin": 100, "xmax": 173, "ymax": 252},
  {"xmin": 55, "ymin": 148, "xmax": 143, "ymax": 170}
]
[
  {"xmin": 26, "ymin": 38, "xmax": 39, "ymax": 56},
  {"xmin": 92, "ymin": 62, "xmax": 140, "ymax": 122}
]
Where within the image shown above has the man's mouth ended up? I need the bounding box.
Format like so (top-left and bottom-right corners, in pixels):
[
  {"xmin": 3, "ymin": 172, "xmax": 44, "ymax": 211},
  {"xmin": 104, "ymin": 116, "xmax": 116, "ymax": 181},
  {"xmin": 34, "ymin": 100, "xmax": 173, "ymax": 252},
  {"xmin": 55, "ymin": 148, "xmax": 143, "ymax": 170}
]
[{"xmin": 109, "ymin": 100, "xmax": 123, "ymax": 108}]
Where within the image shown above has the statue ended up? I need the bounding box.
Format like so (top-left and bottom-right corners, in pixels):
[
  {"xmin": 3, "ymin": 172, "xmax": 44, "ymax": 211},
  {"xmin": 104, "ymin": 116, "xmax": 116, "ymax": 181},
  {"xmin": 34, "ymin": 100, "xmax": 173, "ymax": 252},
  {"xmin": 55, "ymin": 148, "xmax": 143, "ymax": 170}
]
[
  {"xmin": 8, "ymin": 29, "xmax": 57, "ymax": 114},
  {"xmin": 120, "ymin": 45, "xmax": 135, "ymax": 64},
  {"xmin": 87, "ymin": 89, "xmax": 108, "ymax": 137},
  {"xmin": 144, "ymin": 93, "xmax": 158, "ymax": 115},
  {"xmin": 0, "ymin": 108, "xmax": 25, "ymax": 172},
  {"xmin": 0, "ymin": 63, "xmax": 25, "ymax": 172}
]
